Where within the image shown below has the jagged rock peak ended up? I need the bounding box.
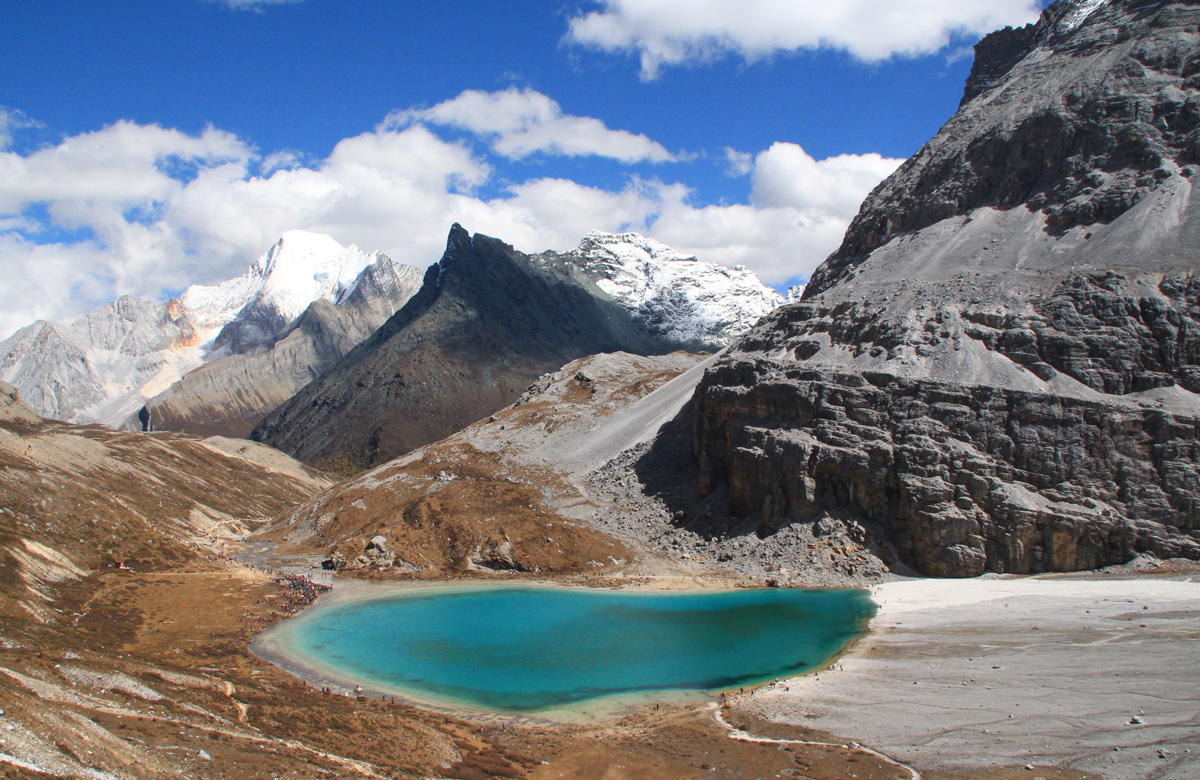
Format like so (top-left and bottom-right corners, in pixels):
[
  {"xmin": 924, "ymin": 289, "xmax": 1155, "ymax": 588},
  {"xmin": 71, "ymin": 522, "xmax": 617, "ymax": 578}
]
[
  {"xmin": 200, "ymin": 231, "xmax": 391, "ymax": 352},
  {"xmin": 961, "ymin": 0, "xmax": 1116, "ymax": 105},
  {"xmin": 250, "ymin": 222, "xmax": 680, "ymax": 468},
  {"xmin": 435, "ymin": 223, "xmax": 480, "ymax": 282}
]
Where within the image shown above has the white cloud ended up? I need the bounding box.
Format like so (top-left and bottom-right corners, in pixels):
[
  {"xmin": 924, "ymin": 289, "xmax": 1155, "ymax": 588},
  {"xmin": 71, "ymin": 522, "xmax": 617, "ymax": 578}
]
[
  {"xmin": 644, "ymin": 142, "xmax": 901, "ymax": 283},
  {"xmin": 0, "ymin": 121, "xmax": 250, "ymax": 226},
  {"xmin": 0, "ymin": 234, "xmax": 114, "ymax": 340},
  {"xmin": 206, "ymin": 0, "xmax": 304, "ymax": 10},
  {"xmin": 650, "ymin": 200, "xmax": 852, "ymax": 283},
  {"xmin": 750, "ymin": 142, "xmax": 902, "ymax": 214},
  {"xmin": 723, "ymin": 147, "xmax": 754, "ymax": 177},
  {"xmin": 391, "ymin": 88, "xmax": 676, "ymax": 163},
  {"xmin": 0, "ymin": 106, "xmax": 42, "ymax": 151},
  {"xmin": 0, "ymin": 111, "xmax": 901, "ymax": 339},
  {"xmin": 567, "ymin": 0, "xmax": 1043, "ymax": 79}
]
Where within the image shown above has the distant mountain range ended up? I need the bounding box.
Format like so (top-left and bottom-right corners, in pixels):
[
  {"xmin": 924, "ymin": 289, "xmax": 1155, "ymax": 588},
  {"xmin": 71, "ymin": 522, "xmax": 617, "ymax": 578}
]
[
  {"xmin": 252, "ymin": 224, "xmax": 790, "ymax": 470},
  {"xmin": 0, "ymin": 231, "xmax": 422, "ymax": 431},
  {"xmin": 1, "ymin": 225, "xmax": 789, "ymax": 451}
]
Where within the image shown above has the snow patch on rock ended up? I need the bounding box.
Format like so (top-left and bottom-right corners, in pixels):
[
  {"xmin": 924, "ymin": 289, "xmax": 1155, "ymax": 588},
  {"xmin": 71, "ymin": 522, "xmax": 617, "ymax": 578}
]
[{"xmin": 1058, "ymin": 0, "xmax": 1109, "ymax": 34}]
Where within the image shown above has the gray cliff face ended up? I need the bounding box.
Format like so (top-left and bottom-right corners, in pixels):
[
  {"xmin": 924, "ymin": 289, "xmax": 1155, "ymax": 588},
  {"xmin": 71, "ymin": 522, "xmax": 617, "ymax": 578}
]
[
  {"xmin": 694, "ymin": 355, "xmax": 1198, "ymax": 578},
  {"xmin": 693, "ymin": 0, "xmax": 1200, "ymax": 577},
  {"xmin": 140, "ymin": 256, "xmax": 422, "ymax": 438}
]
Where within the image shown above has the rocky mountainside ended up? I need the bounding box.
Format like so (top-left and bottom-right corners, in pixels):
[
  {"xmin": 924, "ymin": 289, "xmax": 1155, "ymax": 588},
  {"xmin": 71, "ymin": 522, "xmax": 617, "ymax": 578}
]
[
  {"xmin": 692, "ymin": 0, "xmax": 1200, "ymax": 577},
  {"xmin": 559, "ymin": 231, "xmax": 788, "ymax": 347},
  {"xmin": 0, "ymin": 231, "xmax": 419, "ymax": 429},
  {"xmin": 256, "ymin": 352, "xmax": 707, "ymax": 578},
  {"xmin": 252, "ymin": 224, "xmax": 694, "ymax": 470}
]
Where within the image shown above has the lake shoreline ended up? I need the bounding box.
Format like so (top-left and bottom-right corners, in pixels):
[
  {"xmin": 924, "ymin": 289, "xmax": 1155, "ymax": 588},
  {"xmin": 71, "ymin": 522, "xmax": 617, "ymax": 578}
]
[
  {"xmin": 250, "ymin": 578, "xmax": 876, "ymax": 723},
  {"xmin": 246, "ymin": 553, "xmax": 1200, "ymax": 776}
]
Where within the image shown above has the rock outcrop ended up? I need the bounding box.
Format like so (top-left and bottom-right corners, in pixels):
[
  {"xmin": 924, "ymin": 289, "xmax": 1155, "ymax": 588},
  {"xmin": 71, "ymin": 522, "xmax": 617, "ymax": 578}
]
[
  {"xmin": 0, "ymin": 380, "xmax": 38, "ymax": 424},
  {"xmin": 693, "ymin": 0, "xmax": 1200, "ymax": 576}
]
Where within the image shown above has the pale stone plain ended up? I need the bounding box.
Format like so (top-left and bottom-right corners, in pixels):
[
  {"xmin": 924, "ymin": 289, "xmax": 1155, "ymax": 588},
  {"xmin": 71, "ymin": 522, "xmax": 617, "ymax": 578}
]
[{"xmin": 745, "ymin": 574, "xmax": 1200, "ymax": 780}]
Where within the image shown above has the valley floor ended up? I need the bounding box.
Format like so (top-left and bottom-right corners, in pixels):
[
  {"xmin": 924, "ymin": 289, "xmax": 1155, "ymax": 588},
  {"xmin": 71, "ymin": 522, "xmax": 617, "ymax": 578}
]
[{"xmin": 5, "ymin": 538, "xmax": 1196, "ymax": 780}]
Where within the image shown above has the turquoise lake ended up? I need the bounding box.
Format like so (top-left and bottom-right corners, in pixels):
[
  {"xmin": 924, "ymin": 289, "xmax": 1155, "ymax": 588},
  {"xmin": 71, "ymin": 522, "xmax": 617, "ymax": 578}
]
[{"xmin": 273, "ymin": 586, "xmax": 877, "ymax": 713}]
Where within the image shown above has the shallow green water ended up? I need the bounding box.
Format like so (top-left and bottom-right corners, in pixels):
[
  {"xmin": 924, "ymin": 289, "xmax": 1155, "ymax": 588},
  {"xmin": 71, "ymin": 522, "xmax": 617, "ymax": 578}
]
[{"xmin": 278, "ymin": 586, "xmax": 876, "ymax": 712}]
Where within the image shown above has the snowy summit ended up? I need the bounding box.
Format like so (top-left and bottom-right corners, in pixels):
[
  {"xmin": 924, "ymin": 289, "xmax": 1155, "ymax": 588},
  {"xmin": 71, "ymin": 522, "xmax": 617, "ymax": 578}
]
[
  {"xmin": 0, "ymin": 231, "xmax": 412, "ymax": 427},
  {"xmin": 571, "ymin": 231, "xmax": 789, "ymax": 348}
]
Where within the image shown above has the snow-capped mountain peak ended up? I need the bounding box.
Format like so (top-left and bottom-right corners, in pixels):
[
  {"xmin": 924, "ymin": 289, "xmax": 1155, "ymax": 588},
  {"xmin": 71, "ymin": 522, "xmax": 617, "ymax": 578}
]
[
  {"xmin": 571, "ymin": 231, "xmax": 785, "ymax": 347},
  {"xmin": 180, "ymin": 231, "xmax": 380, "ymax": 349},
  {"xmin": 249, "ymin": 231, "xmax": 374, "ymax": 320},
  {"xmin": 0, "ymin": 231, "xmax": 418, "ymax": 427}
]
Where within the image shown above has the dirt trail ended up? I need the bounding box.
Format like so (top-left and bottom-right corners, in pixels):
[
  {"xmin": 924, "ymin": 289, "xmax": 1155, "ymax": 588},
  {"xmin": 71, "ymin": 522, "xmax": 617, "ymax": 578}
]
[{"xmin": 707, "ymin": 702, "xmax": 923, "ymax": 780}]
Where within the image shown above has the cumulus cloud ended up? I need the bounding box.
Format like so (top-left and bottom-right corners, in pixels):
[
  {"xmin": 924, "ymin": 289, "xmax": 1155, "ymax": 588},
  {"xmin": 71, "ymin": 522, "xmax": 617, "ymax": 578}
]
[
  {"xmin": 0, "ymin": 109, "xmax": 901, "ymax": 339},
  {"xmin": 0, "ymin": 121, "xmax": 251, "ymax": 228},
  {"xmin": 750, "ymin": 142, "xmax": 902, "ymax": 214},
  {"xmin": 648, "ymin": 143, "xmax": 902, "ymax": 283},
  {"xmin": 391, "ymin": 88, "xmax": 676, "ymax": 163},
  {"xmin": 567, "ymin": 0, "xmax": 1043, "ymax": 78}
]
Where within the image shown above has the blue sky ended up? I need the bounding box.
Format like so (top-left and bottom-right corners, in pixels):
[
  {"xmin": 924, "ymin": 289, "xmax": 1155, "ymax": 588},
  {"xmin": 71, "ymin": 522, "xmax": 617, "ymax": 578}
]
[{"xmin": 0, "ymin": 0, "xmax": 1048, "ymax": 338}]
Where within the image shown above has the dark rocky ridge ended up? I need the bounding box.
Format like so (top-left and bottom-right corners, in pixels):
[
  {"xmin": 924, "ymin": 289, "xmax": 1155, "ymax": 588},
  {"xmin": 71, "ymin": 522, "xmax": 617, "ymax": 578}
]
[
  {"xmin": 252, "ymin": 225, "xmax": 677, "ymax": 470},
  {"xmin": 693, "ymin": 0, "xmax": 1200, "ymax": 577}
]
